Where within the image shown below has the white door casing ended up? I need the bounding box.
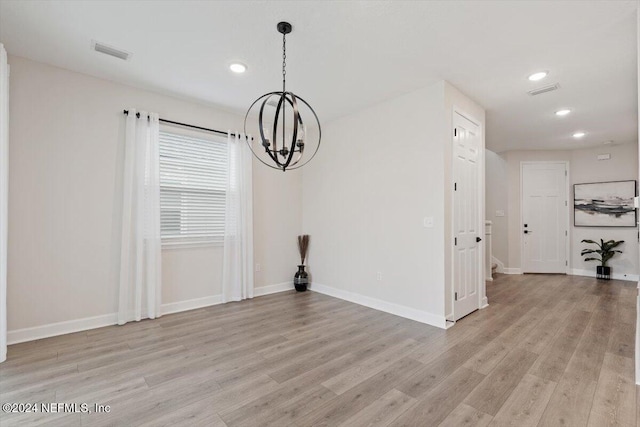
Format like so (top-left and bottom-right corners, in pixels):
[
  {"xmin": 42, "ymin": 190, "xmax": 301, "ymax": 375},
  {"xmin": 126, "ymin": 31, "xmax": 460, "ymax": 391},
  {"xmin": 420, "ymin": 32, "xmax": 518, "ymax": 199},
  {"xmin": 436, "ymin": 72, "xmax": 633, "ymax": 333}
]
[
  {"xmin": 521, "ymin": 162, "xmax": 569, "ymax": 274},
  {"xmin": 452, "ymin": 111, "xmax": 482, "ymax": 321}
]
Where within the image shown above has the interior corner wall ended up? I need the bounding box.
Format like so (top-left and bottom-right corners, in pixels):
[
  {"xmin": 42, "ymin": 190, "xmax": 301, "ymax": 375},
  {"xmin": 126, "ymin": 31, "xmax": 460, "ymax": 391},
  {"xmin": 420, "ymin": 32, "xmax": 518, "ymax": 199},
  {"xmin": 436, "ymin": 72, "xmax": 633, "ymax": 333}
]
[
  {"xmin": 7, "ymin": 55, "xmax": 301, "ymax": 336},
  {"xmin": 301, "ymin": 81, "xmax": 448, "ymax": 327},
  {"xmin": 484, "ymin": 149, "xmax": 508, "ymax": 267},
  {"xmin": 499, "ymin": 143, "xmax": 638, "ymax": 278},
  {"xmin": 252, "ymin": 165, "xmax": 303, "ymax": 291}
]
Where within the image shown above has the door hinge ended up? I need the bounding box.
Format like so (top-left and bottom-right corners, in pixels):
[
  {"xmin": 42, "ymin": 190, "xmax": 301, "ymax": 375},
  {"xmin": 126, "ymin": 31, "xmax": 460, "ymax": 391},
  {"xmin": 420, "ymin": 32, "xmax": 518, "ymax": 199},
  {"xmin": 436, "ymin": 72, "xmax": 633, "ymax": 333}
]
[
  {"xmin": 565, "ymin": 170, "xmax": 567, "ymax": 176},
  {"xmin": 454, "ymin": 292, "xmax": 458, "ymax": 301},
  {"xmin": 454, "ymin": 183, "xmax": 457, "ymax": 191},
  {"xmin": 565, "ymin": 201, "xmax": 567, "ymax": 206},
  {"xmin": 566, "ymin": 261, "xmax": 568, "ymax": 266},
  {"xmin": 454, "ymin": 237, "xmax": 457, "ymax": 246},
  {"xmin": 565, "ymin": 230, "xmax": 568, "ymax": 236},
  {"xmin": 454, "ymin": 128, "xmax": 457, "ymax": 137}
]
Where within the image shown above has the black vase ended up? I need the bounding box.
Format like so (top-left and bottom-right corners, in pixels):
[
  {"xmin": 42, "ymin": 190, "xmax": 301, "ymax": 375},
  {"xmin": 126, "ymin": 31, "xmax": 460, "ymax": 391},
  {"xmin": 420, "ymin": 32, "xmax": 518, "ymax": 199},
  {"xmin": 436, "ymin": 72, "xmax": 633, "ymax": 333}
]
[
  {"xmin": 294, "ymin": 265, "xmax": 309, "ymax": 292},
  {"xmin": 596, "ymin": 265, "xmax": 611, "ymax": 280}
]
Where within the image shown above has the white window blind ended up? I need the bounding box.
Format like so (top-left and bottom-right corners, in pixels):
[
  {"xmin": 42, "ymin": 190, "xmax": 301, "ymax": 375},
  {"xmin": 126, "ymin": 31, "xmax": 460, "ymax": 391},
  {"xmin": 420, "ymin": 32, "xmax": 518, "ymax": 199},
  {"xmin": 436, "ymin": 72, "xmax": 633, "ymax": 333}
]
[{"xmin": 159, "ymin": 130, "xmax": 228, "ymax": 245}]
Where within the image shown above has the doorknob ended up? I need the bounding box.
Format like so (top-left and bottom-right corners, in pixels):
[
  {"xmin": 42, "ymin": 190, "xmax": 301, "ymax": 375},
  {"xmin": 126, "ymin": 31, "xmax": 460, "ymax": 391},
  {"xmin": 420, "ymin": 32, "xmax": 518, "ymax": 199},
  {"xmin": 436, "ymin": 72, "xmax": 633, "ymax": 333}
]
[
  {"xmin": 524, "ymin": 230, "xmax": 533, "ymax": 234},
  {"xmin": 476, "ymin": 237, "xmax": 482, "ymax": 242}
]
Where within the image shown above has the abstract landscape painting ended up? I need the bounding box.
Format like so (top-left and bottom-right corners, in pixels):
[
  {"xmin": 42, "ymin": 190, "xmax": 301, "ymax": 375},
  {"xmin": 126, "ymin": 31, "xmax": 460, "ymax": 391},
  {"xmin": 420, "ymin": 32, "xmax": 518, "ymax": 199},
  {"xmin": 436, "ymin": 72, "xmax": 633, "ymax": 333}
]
[{"xmin": 574, "ymin": 180, "xmax": 636, "ymax": 227}]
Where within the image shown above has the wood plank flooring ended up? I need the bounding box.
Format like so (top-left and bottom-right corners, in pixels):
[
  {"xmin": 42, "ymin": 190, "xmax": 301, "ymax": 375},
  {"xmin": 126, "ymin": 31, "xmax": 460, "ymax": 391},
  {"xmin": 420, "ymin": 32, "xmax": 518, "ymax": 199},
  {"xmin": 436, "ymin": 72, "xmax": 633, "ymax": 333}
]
[{"xmin": 0, "ymin": 273, "xmax": 636, "ymax": 426}]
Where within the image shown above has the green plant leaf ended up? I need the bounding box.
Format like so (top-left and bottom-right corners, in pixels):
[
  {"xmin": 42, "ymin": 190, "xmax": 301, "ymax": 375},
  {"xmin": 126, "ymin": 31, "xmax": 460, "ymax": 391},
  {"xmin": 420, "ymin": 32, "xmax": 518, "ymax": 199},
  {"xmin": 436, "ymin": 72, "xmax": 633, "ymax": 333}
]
[{"xmin": 581, "ymin": 238, "xmax": 623, "ymax": 265}]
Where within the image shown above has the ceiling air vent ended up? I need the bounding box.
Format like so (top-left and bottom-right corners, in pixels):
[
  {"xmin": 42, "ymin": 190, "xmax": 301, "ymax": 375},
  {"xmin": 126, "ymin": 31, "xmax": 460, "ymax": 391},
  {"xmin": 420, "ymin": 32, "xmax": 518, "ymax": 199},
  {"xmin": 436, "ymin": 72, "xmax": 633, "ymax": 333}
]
[
  {"xmin": 527, "ymin": 83, "xmax": 560, "ymax": 96},
  {"xmin": 91, "ymin": 40, "xmax": 131, "ymax": 61}
]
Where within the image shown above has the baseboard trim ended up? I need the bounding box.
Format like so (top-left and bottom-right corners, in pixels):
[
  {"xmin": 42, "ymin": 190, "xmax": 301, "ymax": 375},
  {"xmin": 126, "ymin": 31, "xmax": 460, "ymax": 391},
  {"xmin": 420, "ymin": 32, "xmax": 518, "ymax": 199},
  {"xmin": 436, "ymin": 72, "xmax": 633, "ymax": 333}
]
[
  {"xmin": 444, "ymin": 320, "xmax": 456, "ymax": 329},
  {"xmin": 491, "ymin": 256, "xmax": 505, "ymax": 274},
  {"xmin": 570, "ymin": 268, "xmax": 639, "ymax": 283},
  {"xmin": 8, "ymin": 282, "xmax": 293, "ymax": 345},
  {"xmin": 254, "ymin": 282, "xmax": 293, "ymax": 297},
  {"xmin": 160, "ymin": 295, "xmax": 223, "ymax": 316},
  {"xmin": 494, "ymin": 266, "xmax": 637, "ymax": 282},
  {"xmin": 309, "ymin": 283, "xmax": 447, "ymax": 329},
  {"xmin": 7, "ymin": 313, "xmax": 119, "ymax": 345}
]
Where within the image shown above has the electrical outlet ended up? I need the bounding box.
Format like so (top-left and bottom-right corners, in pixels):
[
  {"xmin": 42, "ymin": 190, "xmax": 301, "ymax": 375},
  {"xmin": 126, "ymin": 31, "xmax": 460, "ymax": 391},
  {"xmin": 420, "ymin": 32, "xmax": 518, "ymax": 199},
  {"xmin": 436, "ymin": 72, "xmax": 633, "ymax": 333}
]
[
  {"xmin": 376, "ymin": 272, "xmax": 382, "ymax": 281},
  {"xmin": 255, "ymin": 263, "xmax": 261, "ymax": 272}
]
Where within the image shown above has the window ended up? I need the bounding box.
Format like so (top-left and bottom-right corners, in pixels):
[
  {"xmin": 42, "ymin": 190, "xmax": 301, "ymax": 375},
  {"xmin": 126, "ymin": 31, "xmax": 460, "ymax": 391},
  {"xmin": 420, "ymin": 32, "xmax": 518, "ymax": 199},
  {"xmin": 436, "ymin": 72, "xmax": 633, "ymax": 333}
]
[{"xmin": 159, "ymin": 130, "xmax": 227, "ymax": 245}]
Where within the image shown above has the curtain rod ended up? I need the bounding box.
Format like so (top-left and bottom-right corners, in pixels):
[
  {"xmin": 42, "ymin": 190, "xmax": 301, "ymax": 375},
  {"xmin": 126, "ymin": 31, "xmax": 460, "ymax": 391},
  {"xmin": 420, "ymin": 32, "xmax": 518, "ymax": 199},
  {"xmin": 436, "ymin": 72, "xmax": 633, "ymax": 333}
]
[{"xmin": 122, "ymin": 110, "xmax": 251, "ymax": 139}]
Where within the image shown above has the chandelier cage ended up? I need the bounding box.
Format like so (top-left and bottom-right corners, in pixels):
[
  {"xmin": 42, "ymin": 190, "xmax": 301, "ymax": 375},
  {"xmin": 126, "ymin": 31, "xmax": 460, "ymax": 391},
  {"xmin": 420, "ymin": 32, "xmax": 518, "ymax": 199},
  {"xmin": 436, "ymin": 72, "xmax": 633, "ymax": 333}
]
[{"xmin": 243, "ymin": 22, "xmax": 321, "ymax": 171}]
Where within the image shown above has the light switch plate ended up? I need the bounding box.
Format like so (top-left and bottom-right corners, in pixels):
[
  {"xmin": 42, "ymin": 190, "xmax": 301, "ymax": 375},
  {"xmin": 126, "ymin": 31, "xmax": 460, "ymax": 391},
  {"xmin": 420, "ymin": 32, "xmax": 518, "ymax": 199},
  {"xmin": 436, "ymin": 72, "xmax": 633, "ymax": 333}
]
[{"xmin": 495, "ymin": 210, "xmax": 505, "ymax": 217}]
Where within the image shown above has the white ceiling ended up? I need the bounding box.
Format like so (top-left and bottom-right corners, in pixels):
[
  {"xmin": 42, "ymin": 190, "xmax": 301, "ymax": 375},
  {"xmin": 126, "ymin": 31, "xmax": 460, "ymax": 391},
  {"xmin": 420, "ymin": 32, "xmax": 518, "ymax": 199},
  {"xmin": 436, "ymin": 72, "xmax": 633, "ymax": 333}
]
[{"xmin": 0, "ymin": 0, "xmax": 637, "ymax": 153}]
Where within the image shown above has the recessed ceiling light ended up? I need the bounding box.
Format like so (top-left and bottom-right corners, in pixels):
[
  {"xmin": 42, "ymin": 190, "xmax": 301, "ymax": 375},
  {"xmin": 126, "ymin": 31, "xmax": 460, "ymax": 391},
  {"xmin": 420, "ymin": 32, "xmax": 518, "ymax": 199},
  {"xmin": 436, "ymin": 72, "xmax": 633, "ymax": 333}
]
[
  {"xmin": 555, "ymin": 109, "xmax": 571, "ymax": 116},
  {"xmin": 573, "ymin": 132, "xmax": 586, "ymax": 138},
  {"xmin": 229, "ymin": 63, "xmax": 247, "ymax": 73},
  {"xmin": 528, "ymin": 71, "xmax": 548, "ymax": 81}
]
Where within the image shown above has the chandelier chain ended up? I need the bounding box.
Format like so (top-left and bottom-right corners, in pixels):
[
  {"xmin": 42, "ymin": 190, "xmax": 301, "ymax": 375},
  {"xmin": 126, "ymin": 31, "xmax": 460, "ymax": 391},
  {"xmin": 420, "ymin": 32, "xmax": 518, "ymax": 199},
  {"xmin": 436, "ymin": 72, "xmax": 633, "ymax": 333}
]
[{"xmin": 282, "ymin": 33, "xmax": 287, "ymax": 93}]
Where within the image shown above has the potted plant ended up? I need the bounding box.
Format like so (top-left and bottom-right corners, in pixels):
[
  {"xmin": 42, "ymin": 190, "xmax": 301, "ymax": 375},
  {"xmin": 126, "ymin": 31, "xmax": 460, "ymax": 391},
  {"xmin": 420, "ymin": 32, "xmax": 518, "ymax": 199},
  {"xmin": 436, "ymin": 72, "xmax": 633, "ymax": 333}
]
[
  {"xmin": 294, "ymin": 235, "xmax": 310, "ymax": 291},
  {"xmin": 580, "ymin": 239, "xmax": 624, "ymax": 280}
]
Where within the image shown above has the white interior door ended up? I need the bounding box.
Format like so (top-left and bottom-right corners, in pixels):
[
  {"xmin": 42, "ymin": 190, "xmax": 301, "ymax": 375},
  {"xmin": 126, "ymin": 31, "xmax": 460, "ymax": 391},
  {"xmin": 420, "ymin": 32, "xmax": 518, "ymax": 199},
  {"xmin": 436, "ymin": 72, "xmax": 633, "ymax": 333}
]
[
  {"xmin": 453, "ymin": 112, "xmax": 481, "ymax": 321},
  {"xmin": 521, "ymin": 162, "xmax": 568, "ymax": 273}
]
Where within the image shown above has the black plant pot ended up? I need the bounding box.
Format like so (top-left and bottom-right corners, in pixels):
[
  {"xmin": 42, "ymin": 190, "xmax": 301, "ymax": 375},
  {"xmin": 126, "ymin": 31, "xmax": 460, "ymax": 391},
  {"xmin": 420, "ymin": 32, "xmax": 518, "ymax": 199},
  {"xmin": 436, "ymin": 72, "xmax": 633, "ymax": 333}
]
[
  {"xmin": 294, "ymin": 265, "xmax": 309, "ymax": 292},
  {"xmin": 596, "ymin": 265, "xmax": 611, "ymax": 280}
]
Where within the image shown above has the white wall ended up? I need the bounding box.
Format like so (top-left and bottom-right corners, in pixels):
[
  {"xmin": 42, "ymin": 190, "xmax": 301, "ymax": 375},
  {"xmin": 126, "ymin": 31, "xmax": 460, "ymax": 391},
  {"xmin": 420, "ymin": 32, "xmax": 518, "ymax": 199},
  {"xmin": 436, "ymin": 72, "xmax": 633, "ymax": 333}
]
[
  {"xmin": 302, "ymin": 81, "xmax": 485, "ymax": 328},
  {"xmin": 635, "ymin": 4, "xmax": 639, "ymax": 386},
  {"xmin": 570, "ymin": 143, "xmax": 638, "ymax": 278},
  {"xmin": 302, "ymin": 81, "xmax": 446, "ymax": 326},
  {"xmin": 253, "ymin": 165, "xmax": 303, "ymax": 290},
  {"xmin": 491, "ymin": 143, "xmax": 639, "ymax": 279},
  {"xmin": 485, "ymin": 149, "xmax": 508, "ymax": 267},
  {"xmin": 7, "ymin": 55, "xmax": 301, "ymax": 334}
]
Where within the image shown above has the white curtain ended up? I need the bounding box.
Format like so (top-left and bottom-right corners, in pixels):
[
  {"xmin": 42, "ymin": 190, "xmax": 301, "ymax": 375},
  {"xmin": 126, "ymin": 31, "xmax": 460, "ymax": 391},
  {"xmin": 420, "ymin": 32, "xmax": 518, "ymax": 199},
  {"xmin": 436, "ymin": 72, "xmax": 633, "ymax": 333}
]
[
  {"xmin": 0, "ymin": 44, "xmax": 9, "ymax": 362},
  {"xmin": 222, "ymin": 132, "xmax": 254, "ymax": 302},
  {"xmin": 118, "ymin": 109, "xmax": 162, "ymax": 324}
]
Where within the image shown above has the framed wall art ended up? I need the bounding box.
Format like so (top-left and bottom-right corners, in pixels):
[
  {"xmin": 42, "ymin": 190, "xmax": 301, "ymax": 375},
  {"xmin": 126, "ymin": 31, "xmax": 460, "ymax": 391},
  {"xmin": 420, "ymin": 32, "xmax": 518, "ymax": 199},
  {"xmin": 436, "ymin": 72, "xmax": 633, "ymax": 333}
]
[{"xmin": 574, "ymin": 180, "xmax": 637, "ymax": 227}]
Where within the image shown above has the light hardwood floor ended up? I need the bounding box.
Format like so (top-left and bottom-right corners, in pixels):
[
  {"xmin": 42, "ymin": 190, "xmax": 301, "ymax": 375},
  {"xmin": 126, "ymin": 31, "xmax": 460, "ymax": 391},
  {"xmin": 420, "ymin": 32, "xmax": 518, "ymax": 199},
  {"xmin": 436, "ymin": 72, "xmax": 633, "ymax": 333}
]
[{"xmin": 0, "ymin": 273, "xmax": 636, "ymax": 426}]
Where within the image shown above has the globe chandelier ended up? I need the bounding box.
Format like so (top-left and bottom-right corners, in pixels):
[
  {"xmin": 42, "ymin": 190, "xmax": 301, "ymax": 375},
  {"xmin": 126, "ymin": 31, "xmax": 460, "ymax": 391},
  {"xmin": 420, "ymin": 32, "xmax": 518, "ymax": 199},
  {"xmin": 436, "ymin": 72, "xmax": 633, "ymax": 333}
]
[{"xmin": 244, "ymin": 22, "xmax": 321, "ymax": 171}]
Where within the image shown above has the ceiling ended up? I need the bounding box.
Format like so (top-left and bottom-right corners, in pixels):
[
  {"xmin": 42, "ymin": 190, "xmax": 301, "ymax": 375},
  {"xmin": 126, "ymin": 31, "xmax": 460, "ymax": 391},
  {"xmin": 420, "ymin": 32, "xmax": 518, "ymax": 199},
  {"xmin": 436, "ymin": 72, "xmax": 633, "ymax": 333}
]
[{"xmin": 0, "ymin": 0, "xmax": 637, "ymax": 153}]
